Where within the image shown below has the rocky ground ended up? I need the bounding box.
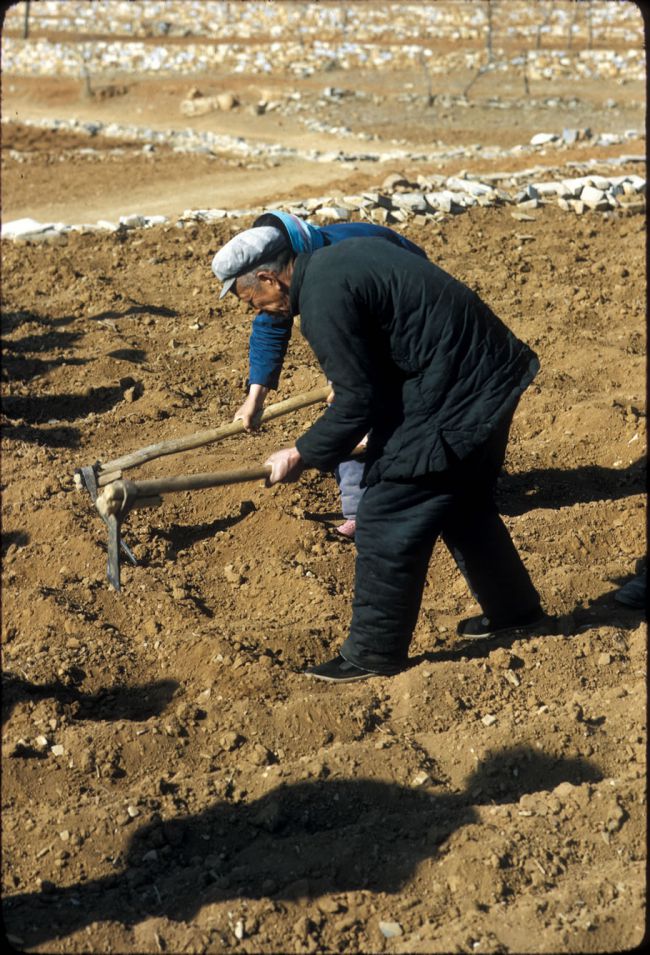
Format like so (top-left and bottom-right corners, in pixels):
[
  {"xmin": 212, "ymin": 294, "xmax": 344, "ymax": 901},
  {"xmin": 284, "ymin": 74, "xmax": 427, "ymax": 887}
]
[{"xmin": 1, "ymin": 3, "xmax": 647, "ymax": 953}]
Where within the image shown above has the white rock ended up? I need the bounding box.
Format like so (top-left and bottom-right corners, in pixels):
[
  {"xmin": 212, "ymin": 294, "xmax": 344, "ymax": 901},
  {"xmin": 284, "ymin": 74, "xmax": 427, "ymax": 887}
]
[
  {"xmin": 530, "ymin": 132, "xmax": 558, "ymax": 146},
  {"xmin": 412, "ymin": 771, "xmax": 432, "ymax": 787},
  {"xmin": 597, "ymin": 133, "xmax": 621, "ymax": 146},
  {"xmin": 580, "ymin": 185, "xmax": 606, "ymax": 204},
  {"xmin": 530, "ymin": 182, "xmax": 561, "ymax": 196},
  {"xmin": 1, "ymin": 217, "xmax": 52, "ymax": 238},
  {"xmin": 379, "ymin": 921, "xmax": 403, "ymax": 938},
  {"xmin": 342, "ymin": 195, "xmax": 374, "ymax": 209},
  {"xmin": 459, "ymin": 180, "xmax": 494, "ymax": 197},
  {"xmin": 625, "ymin": 175, "xmax": 646, "ymax": 193},
  {"xmin": 424, "ymin": 192, "xmax": 452, "ymax": 213},
  {"xmin": 588, "ymin": 175, "xmax": 612, "ymax": 191},
  {"xmin": 316, "ymin": 206, "xmax": 351, "ymax": 221},
  {"xmin": 391, "ymin": 192, "xmax": 428, "ymax": 212},
  {"xmin": 447, "ymin": 176, "xmax": 494, "ymax": 197},
  {"xmin": 560, "ymin": 177, "xmax": 591, "ymax": 197},
  {"xmin": 119, "ymin": 214, "xmax": 147, "ymax": 229},
  {"xmin": 481, "ymin": 714, "xmax": 497, "ymax": 726}
]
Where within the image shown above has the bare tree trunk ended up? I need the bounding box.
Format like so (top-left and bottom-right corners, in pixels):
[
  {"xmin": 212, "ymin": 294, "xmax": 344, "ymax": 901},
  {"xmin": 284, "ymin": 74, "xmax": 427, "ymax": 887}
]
[
  {"xmin": 486, "ymin": 0, "xmax": 494, "ymax": 63},
  {"xmin": 567, "ymin": 0, "xmax": 579, "ymax": 50},
  {"xmin": 23, "ymin": 0, "xmax": 31, "ymax": 39},
  {"xmin": 587, "ymin": 0, "xmax": 594, "ymax": 50},
  {"xmin": 522, "ymin": 49, "xmax": 530, "ymax": 97},
  {"xmin": 536, "ymin": 2, "xmax": 554, "ymax": 50},
  {"xmin": 420, "ymin": 51, "xmax": 435, "ymax": 107},
  {"xmin": 463, "ymin": 66, "xmax": 486, "ymax": 99}
]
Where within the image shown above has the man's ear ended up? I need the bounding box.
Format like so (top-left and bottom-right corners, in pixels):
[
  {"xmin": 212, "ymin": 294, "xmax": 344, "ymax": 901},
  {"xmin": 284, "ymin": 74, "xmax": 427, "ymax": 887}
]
[{"xmin": 255, "ymin": 270, "xmax": 281, "ymax": 288}]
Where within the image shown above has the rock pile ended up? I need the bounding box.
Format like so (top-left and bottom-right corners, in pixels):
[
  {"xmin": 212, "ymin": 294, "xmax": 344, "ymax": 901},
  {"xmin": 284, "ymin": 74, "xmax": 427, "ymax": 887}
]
[
  {"xmin": 2, "ymin": 116, "xmax": 645, "ymax": 170},
  {"xmin": 1, "ymin": 2, "xmax": 644, "ymax": 80},
  {"xmin": 2, "ymin": 168, "xmax": 644, "ymax": 242},
  {"xmin": 180, "ymin": 89, "xmax": 239, "ymax": 116},
  {"xmin": 2, "ymin": 33, "xmax": 644, "ymax": 82},
  {"xmin": 3, "ymin": 1, "xmax": 643, "ymax": 47}
]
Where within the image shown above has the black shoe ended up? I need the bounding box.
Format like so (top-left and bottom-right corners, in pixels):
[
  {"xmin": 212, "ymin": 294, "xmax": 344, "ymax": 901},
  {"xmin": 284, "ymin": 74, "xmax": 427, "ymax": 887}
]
[
  {"xmin": 614, "ymin": 572, "xmax": 646, "ymax": 610},
  {"xmin": 457, "ymin": 608, "xmax": 548, "ymax": 639},
  {"xmin": 304, "ymin": 655, "xmax": 385, "ymax": 683}
]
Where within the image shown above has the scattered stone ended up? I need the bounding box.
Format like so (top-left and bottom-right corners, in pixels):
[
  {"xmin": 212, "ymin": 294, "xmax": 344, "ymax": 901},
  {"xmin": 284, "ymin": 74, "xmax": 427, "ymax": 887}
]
[
  {"xmin": 530, "ymin": 132, "xmax": 558, "ymax": 146},
  {"xmin": 251, "ymin": 799, "xmax": 282, "ymax": 832},
  {"xmin": 223, "ymin": 564, "xmax": 244, "ymax": 586},
  {"xmin": 248, "ymin": 743, "xmax": 273, "ymax": 766},
  {"xmin": 411, "ymin": 770, "xmax": 433, "ymax": 787},
  {"xmin": 220, "ymin": 731, "xmax": 244, "ymax": 751},
  {"xmin": 481, "ymin": 714, "xmax": 498, "ymax": 727},
  {"xmin": 293, "ymin": 915, "xmax": 314, "ymax": 940},
  {"xmin": 317, "ymin": 897, "xmax": 343, "ymax": 914},
  {"xmin": 490, "ymin": 647, "xmax": 516, "ymax": 669},
  {"xmin": 379, "ymin": 920, "xmax": 403, "ymax": 938},
  {"xmin": 316, "ymin": 205, "xmax": 351, "ymax": 221}
]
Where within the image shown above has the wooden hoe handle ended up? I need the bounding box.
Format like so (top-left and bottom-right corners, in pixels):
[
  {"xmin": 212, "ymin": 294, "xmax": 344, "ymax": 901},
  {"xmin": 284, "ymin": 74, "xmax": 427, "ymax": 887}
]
[{"xmin": 97, "ymin": 385, "xmax": 330, "ymax": 474}]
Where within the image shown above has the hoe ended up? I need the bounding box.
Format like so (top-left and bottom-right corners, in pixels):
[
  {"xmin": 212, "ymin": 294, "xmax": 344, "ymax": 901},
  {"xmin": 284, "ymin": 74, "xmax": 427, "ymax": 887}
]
[{"xmin": 74, "ymin": 386, "xmax": 333, "ymax": 591}]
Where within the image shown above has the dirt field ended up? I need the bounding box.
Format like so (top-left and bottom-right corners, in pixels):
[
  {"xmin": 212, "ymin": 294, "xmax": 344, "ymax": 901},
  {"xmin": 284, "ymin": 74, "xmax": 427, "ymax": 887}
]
[{"xmin": 1, "ymin": 4, "xmax": 647, "ymax": 953}]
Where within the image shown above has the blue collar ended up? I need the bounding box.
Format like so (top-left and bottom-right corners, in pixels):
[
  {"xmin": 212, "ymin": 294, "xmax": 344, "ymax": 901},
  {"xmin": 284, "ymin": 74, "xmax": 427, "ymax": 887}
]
[{"xmin": 263, "ymin": 211, "xmax": 325, "ymax": 254}]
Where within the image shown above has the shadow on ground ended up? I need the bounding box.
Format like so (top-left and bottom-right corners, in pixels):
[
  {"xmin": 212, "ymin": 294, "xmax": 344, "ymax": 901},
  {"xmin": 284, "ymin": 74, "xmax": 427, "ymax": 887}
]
[
  {"xmin": 1, "ymin": 310, "xmax": 87, "ymax": 382},
  {"xmin": 89, "ymin": 303, "xmax": 178, "ymax": 322},
  {"xmin": 1, "ymin": 674, "xmax": 179, "ymax": 728},
  {"xmin": 499, "ymin": 459, "xmax": 645, "ymax": 514},
  {"xmin": 2, "ymin": 385, "xmax": 125, "ymax": 423},
  {"xmin": 2, "ymin": 746, "xmax": 601, "ymax": 948}
]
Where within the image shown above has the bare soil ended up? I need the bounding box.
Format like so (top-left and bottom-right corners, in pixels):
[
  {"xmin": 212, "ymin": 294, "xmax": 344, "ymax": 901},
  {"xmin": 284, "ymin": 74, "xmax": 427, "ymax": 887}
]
[{"xmin": 1, "ymin": 51, "xmax": 647, "ymax": 955}]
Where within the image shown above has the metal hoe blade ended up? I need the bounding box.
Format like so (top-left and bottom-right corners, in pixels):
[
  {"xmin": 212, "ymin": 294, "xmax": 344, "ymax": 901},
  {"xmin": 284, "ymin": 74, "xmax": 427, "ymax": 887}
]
[
  {"xmin": 106, "ymin": 514, "xmax": 122, "ymax": 592},
  {"xmin": 78, "ymin": 464, "xmax": 137, "ymax": 568}
]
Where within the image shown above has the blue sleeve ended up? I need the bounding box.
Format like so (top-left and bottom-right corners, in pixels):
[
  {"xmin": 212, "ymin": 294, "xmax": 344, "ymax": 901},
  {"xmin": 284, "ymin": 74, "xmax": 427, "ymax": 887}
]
[{"xmin": 249, "ymin": 312, "xmax": 293, "ymax": 390}]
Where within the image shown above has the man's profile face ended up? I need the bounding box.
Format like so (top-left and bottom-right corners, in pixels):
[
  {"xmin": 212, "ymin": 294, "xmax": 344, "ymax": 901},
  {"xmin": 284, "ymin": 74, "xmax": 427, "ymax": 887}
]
[{"xmin": 234, "ymin": 272, "xmax": 291, "ymax": 318}]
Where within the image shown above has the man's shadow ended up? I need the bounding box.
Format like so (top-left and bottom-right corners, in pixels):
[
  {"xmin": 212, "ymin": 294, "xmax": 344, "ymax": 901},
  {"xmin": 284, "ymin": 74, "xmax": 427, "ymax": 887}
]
[
  {"xmin": 498, "ymin": 459, "xmax": 645, "ymax": 515},
  {"xmin": 1, "ymin": 673, "xmax": 179, "ymax": 729},
  {"xmin": 3, "ymin": 745, "xmax": 601, "ymax": 948}
]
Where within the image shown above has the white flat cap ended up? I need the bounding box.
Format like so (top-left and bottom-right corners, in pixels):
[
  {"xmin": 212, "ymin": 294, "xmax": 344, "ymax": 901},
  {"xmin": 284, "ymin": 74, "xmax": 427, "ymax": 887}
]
[{"xmin": 211, "ymin": 226, "xmax": 287, "ymax": 298}]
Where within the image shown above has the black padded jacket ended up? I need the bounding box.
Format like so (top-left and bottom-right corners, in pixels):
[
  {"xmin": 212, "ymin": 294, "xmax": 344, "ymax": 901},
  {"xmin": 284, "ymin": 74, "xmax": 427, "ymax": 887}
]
[{"xmin": 291, "ymin": 238, "xmax": 539, "ymax": 484}]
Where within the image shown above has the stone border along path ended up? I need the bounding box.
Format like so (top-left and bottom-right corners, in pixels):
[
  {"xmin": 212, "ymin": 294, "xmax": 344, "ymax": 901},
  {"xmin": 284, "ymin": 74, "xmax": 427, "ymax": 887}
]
[
  {"xmin": 2, "ymin": 161, "xmax": 645, "ymax": 242},
  {"xmin": 2, "ymin": 114, "xmax": 645, "ymax": 167}
]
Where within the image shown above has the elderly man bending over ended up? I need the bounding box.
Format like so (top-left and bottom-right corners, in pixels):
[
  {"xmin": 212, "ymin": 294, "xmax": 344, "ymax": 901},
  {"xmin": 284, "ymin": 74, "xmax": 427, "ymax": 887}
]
[
  {"xmin": 215, "ymin": 212, "xmax": 427, "ymax": 539},
  {"xmin": 213, "ymin": 228, "xmax": 547, "ymax": 682}
]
